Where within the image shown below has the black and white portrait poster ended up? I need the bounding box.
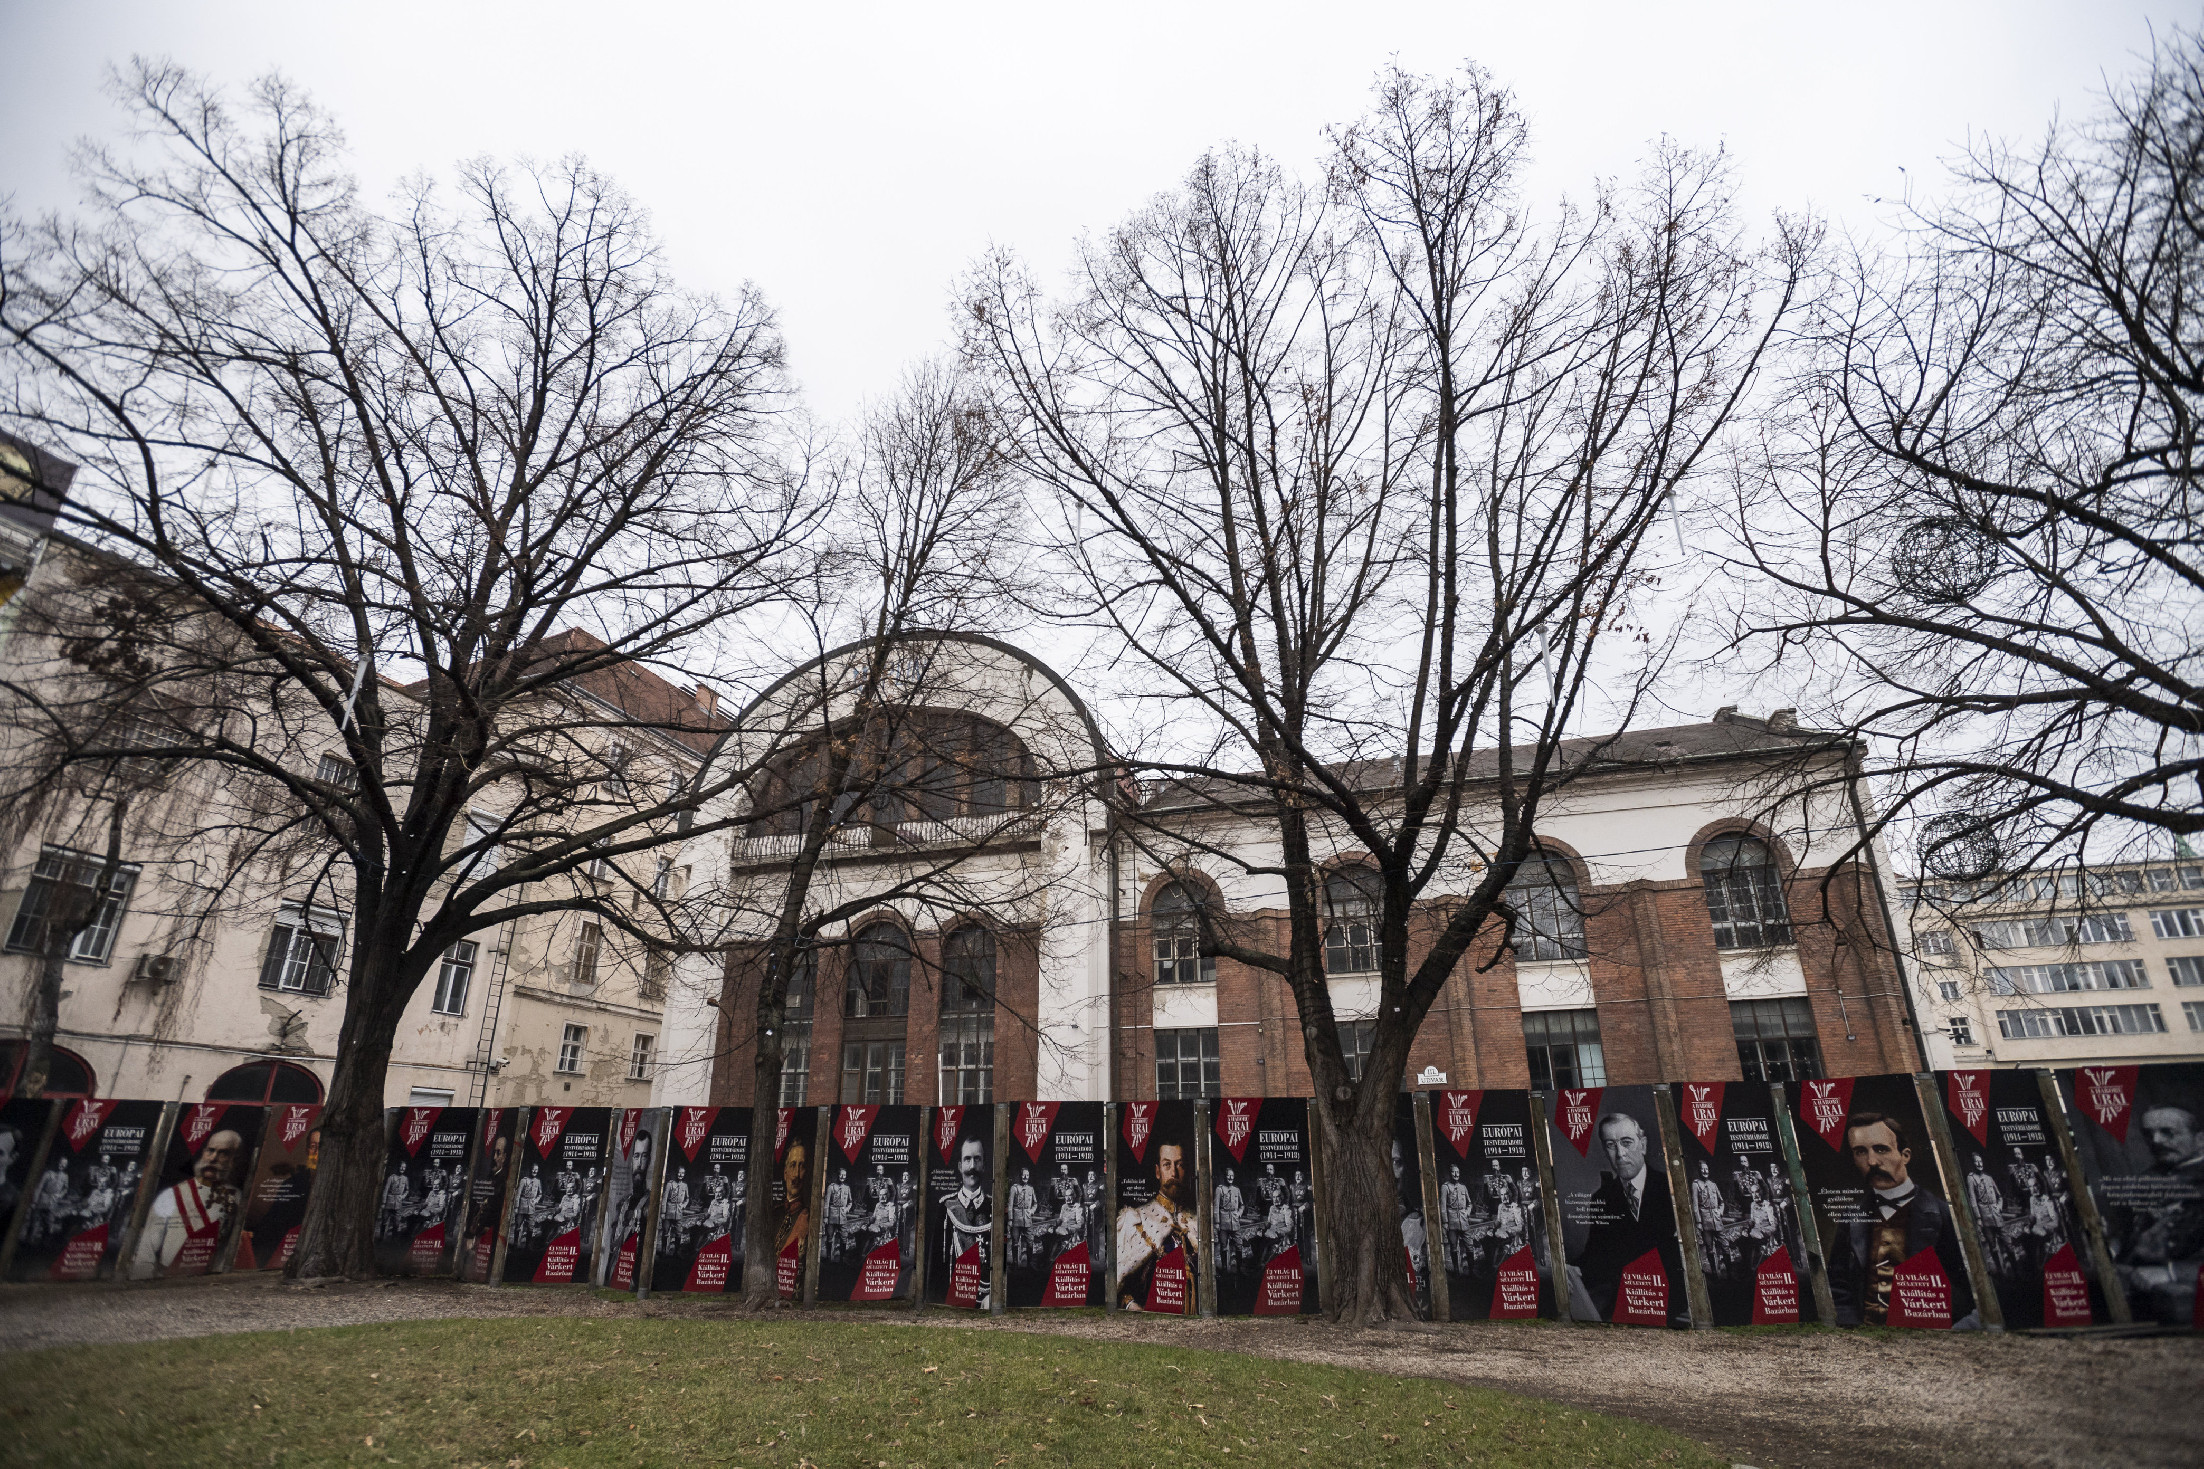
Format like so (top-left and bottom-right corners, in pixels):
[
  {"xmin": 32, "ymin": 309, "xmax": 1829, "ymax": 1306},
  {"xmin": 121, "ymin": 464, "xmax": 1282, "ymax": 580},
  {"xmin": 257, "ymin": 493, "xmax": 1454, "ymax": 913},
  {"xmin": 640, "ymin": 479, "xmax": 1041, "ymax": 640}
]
[
  {"xmin": 1114, "ymin": 1100, "xmax": 1197, "ymax": 1313},
  {"xmin": 595, "ymin": 1108, "xmax": 660, "ymax": 1290},
  {"xmin": 129, "ymin": 1102, "xmax": 266, "ymax": 1280},
  {"xmin": 1938, "ymin": 1070, "xmax": 2103, "ymax": 1328},
  {"xmin": 500, "ymin": 1105, "xmax": 612, "ymax": 1285},
  {"xmin": 1393, "ymin": 1095, "xmax": 1430, "ymax": 1319},
  {"xmin": 773, "ymin": 1106, "xmax": 817, "ymax": 1299},
  {"xmin": 1547, "ymin": 1085, "xmax": 1688, "ymax": 1327},
  {"xmin": 2058, "ymin": 1062, "xmax": 2204, "ymax": 1328},
  {"xmin": 0, "ymin": 1099, "xmax": 51, "ymax": 1252},
  {"xmin": 9, "ymin": 1098, "xmax": 161, "ymax": 1281},
  {"xmin": 925, "ymin": 1104, "xmax": 993, "ymax": 1309},
  {"xmin": 1793, "ymin": 1074, "xmax": 1977, "ymax": 1329},
  {"xmin": 235, "ymin": 1103, "xmax": 322, "ymax": 1272},
  {"xmin": 1004, "ymin": 1101, "xmax": 1105, "ymax": 1308},
  {"xmin": 1429, "ymin": 1089, "xmax": 1550, "ymax": 1320},
  {"xmin": 372, "ymin": 1106, "xmax": 475, "ymax": 1276},
  {"xmin": 460, "ymin": 1106, "xmax": 517, "ymax": 1282},
  {"xmin": 1212, "ymin": 1097, "xmax": 1318, "ymax": 1316},
  {"xmin": 653, "ymin": 1106, "xmax": 750, "ymax": 1294},
  {"xmin": 818, "ymin": 1103, "xmax": 920, "ymax": 1302},
  {"xmin": 1672, "ymin": 1081, "xmax": 1813, "ymax": 1326}
]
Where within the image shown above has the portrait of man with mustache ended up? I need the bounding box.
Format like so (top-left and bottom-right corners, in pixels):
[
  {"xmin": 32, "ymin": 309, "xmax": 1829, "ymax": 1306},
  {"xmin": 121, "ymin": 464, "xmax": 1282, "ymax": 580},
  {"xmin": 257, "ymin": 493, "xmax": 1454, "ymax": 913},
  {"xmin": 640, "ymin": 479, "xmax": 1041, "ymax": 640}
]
[{"xmin": 1825, "ymin": 1111, "xmax": 1977, "ymax": 1328}]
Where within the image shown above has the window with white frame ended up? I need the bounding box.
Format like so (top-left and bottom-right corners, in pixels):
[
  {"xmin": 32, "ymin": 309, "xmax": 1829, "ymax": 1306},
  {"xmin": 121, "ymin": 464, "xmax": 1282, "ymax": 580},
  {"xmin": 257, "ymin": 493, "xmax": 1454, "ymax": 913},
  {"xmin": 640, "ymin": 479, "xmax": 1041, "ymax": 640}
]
[
  {"xmin": 602, "ymin": 743, "xmax": 632, "ymax": 800},
  {"xmin": 1154, "ymin": 1027, "xmax": 1220, "ymax": 1099},
  {"xmin": 571, "ymin": 921, "xmax": 603, "ymax": 987},
  {"xmin": 557, "ymin": 1024, "xmax": 587, "ymax": 1073},
  {"xmin": 1974, "ymin": 913, "xmax": 2134, "ymax": 949},
  {"xmin": 1341, "ymin": 1018, "xmax": 1377, "ymax": 1082},
  {"xmin": 1916, "ymin": 929, "xmax": 1955, "ymax": 955},
  {"xmin": 431, "ymin": 940, "xmax": 477, "ymax": 1015},
  {"xmin": 2150, "ymin": 908, "xmax": 2204, "ymax": 940},
  {"xmin": 1507, "ymin": 851, "xmax": 1589, "ymax": 961},
  {"xmin": 1936, "ymin": 979, "xmax": 1964, "ymax": 1002},
  {"xmin": 1323, "ymin": 868, "xmax": 1380, "ymax": 975},
  {"xmin": 1996, "ymin": 1003, "xmax": 2165, "ymax": 1039},
  {"xmin": 257, "ymin": 903, "xmax": 344, "ymax": 994},
  {"xmin": 1700, "ymin": 835, "xmax": 1791, "ymax": 950},
  {"xmin": 1947, "ymin": 1015, "xmax": 1975, "ymax": 1046},
  {"xmin": 315, "ymin": 753, "xmax": 360, "ymax": 790},
  {"xmin": 641, "ymin": 951, "xmax": 671, "ymax": 1002},
  {"xmin": 1151, "ymin": 883, "xmax": 1217, "ymax": 985},
  {"xmin": 2185, "ymin": 1000, "xmax": 2204, "ymax": 1032},
  {"xmin": 2169, "ymin": 956, "xmax": 2204, "ymax": 987},
  {"xmin": 1986, "ymin": 960, "xmax": 2151, "ymax": 995},
  {"xmin": 5, "ymin": 846, "xmax": 141, "ymax": 964},
  {"xmin": 629, "ymin": 1033, "xmax": 654, "ymax": 1080}
]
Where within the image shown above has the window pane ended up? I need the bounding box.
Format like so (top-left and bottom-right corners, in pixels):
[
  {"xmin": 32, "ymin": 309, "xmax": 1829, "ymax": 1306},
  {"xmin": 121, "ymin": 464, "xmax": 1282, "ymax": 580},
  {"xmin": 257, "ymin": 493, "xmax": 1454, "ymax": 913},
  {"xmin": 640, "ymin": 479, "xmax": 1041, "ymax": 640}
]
[{"xmin": 1506, "ymin": 853, "xmax": 1586, "ymax": 962}]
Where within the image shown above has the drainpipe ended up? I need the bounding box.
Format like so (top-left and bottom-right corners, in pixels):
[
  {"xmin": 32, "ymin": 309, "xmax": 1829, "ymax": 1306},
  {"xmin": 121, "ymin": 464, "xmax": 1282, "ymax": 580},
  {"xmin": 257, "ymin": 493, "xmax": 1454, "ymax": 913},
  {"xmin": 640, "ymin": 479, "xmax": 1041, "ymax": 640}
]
[{"xmin": 1844, "ymin": 755, "xmax": 1934, "ymax": 1072}]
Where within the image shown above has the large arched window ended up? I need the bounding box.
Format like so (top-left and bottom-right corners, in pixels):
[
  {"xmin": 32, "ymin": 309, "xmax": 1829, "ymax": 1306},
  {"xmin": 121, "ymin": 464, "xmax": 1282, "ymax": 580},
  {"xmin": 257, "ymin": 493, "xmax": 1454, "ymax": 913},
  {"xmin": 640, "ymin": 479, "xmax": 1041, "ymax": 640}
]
[
  {"xmin": 1323, "ymin": 867, "xmax": 1380, "ymax": 975},
  {"xmin": 206, "ymin": 1058, "xmax": 325, "ymax": 1104},
  {"xmin": 938, "ymin": 925, "xmax": 996, "ymax": 1104},
  {"xmin": 841, "ymin": 923, "xmax": 911, "ymax": 1102},
  {"xmin": 0, "ymin": 1040, "xmax": 96, "ymax": 1098},
  {"xmin": 1152, "ymin": 883, "xmax": 1216, "ymax": 986},
  {"xmin": 1505, "ymin": 850, "xmax": 1587, "ymax": 962},
  {"xmin": 1701, "ymin": 834, "xmax": 1792, "ymax": 950}
]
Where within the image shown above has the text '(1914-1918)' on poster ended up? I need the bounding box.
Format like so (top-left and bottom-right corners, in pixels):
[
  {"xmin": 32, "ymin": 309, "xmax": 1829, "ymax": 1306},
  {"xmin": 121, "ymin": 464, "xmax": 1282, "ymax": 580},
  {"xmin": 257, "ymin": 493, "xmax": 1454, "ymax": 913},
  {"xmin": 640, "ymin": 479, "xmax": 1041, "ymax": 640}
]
[
  {"xmin": 653, "ymin": 1106, "xmax": 751, "ymax": 1294},
  {"xmin": 372, "ymin": 1107, "xmax": 475, "ymax": 1277},
  {"xmin": 1548, "ymin": 1085, "xmax": 1689, "ymax": 1328},
  {"xmin": 1429, "ymin": 1089, "xmax": 1551, "ymax": 1321},
  {"xmin": 926, "ymin": 1104, "xmax": 994, "ymax": 1309},
  {"xmin": 1005, "ymin": 1101, "xmax": 1106, "ymax": 1308},
  {"xmin": 1671, "ymin": 1081, "xmax": 1814, "ymax": 1326},
  {"xmin": 773, "ymin": 1107, "xmax": 818, "ymax": 1300},
  {"xmin": 1114, "ymin": 1100, "xmax": 1198, "ymax": 1314},
  {"xmin": 131, "ymin": 1101, "xmax": 267, "ymax": 1281},
  {"xmin": 2059, "ymin": 1062, "xmax": 2204, "ymax": 1329},
  {"xmin": 1939, "ymin": 1070, "xmax": 2106, "ymax": 1328},
  {"xmin": 817, "ymin": 1104, "xmax": 921, "ymax": 1303},
  {"xmin": 1793, "ymin": 1074, "xmax": 1977, "ymax": 1329},
  {"xmin": 9, "ymin": 1099, "xmax": 163, "ymax": 1282},
  {"xmin": 1212, "ymin": 1097, "xmax": 1319, "ymax": 1317},
  {"xmin": 596, "ymin": 1108, "xmax": 660, "ymax": 1290},
  {"xmin": 236, "ymin": 1103, "xmax": 325, "ymax": 1272},
  {"xmin": 500, "ymin": 1106, "xmax": 612, "ymax": 1285}
]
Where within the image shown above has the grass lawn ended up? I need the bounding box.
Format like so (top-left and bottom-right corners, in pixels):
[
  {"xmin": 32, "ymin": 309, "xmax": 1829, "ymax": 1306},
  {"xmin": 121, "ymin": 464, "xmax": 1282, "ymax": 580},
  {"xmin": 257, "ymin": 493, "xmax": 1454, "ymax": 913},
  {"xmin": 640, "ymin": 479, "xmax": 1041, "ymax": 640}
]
[{"xmin": 1, "ymin": 1316, "xmax": 1723, "ymax": 1468}]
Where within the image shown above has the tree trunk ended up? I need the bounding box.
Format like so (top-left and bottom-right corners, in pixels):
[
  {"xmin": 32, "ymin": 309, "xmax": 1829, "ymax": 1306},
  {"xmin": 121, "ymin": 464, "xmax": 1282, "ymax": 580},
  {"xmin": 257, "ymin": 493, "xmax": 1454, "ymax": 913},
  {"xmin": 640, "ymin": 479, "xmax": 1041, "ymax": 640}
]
[
  {"xmin": 1314, "ymin": 1099, "xmax": 1420, "ymax": 1327},
  {"xmin": 741, "ymin": 980, "xmax": 787, "ymax": 1311},
  {"xmin": 285, "ymin": 944, "xmax": 404, "ymax": 1280},
  {"xmin": 14, "ymin": 945, "xmax": 67, "ymax": 1100}
]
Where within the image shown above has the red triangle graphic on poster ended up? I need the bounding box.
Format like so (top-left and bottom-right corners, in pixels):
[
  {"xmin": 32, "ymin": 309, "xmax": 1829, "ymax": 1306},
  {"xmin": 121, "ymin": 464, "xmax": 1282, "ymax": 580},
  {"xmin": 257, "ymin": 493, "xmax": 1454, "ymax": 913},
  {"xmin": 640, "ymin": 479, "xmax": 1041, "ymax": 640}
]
[
  {"xmin": 854, "ymin": 1238, "xmax": 902, "ymax": 1301},
  {"xmin": 1044, "ymin": 1240, "xmax": 1092, "ymax": 1307},
  {"xmin": 1255, "ymin": 1245, "xmax": 1304, "ymax": 1315},
  {"xmin": 1016, "ymin": 1101, "xmax": 1061, "ymax": 1162},
  {"xmin": 777, "ymin": 1236, "xmax": 801, "ymax": 1298},
  {"xmin": 1752, "ymin": 1245, "xmax": 1800, "ymax": 1324},
  {"xmin": 2041, "ymin": 1242, "xmax": 2092, "ymax": 1327},
  {"xmin": 62, "ymin": 1098, "xmax": 117, "ymax": 1151},
  {"xmin": 1215, "ymin": 1098, "xmax": 1258, "ymax": 1163},
  {"xmin": 1679, "ymin": 1082, "xmax": 1724, "ymax": 1151},
  {"xmin": 1614, "ymin": 1248, "xmax": 1669, "ymax": 1326},
  {"xmin": 54, "ymin": 1223, "xmax": 107, "ymax": 1280},
  {"xmin": 408, "ymin": 1223, "xmax": 447, "ymax": 1274},
  {"xmin": 934, "ymin": 1106, "xmax": 964, "ymax": 1164},
  {"xmin": 278, "ymin": 1104, "xmax": 319, "ymax": 1148},
  {"xmin": 1797, "ymin": 1077, "xmax": 1856, "ymax": 1151},
  {"xmin": 532, "ymin": 1106, "xmax": 574, "ymax": 1156},
  {"xmin": 1886, "ymin": 1246, "xmax": 1952, "ymax": 1329},
  {"xmin": 533, "ymin": 1226, "xmax": 582, "ymax": 1283},
  {"xmin": 1438, "ymin": 1091, "xmax": 1481, "ymax": 1149},
  {"xmin": 610, "ymin": 1230, "xmax": 638, "ymax": 1291},
  {"xmin": 685, "ymin": 1233, "xmax": 733, "ymax": 1292},
  {"xmin": 776, "ymin": 1107, "xmax": 796, "ymax": 1159},
  {"xmin": 1944, "ymin": 1071, "xmax": 1991, "ymax": 1146},
  {"xmin": 835, "ymin": 1105, "xmax": 879, "ymax": 1160},
  {"xmin": 1122, "ymin": 1102, "xmax": 1156, "ymax": 1164},
  {"xmin": 2076, "ymin": 1065, "xmax": 2139, "ymax": 1143},
  {"xmin": 180, "ymin": 1102, "xmax": 228, "ymax": 1152},
  {"xmin": 1555, "ymin": 1089, "xmax": 1603, "ymax": 1156},
  {"xmin": 618, "ymin": 1107, "xmax": 643, "ymax": 1158},
  {"xmin": 232, "ymin": 1232, "xmax": 258, "ymax": 1272},
  {"xmin": 400, "ymin": 1106, "xmax": 439, "ymax": 1156},
  {"xmin": 1493, "ymin": 1245, "xmax": 1541, "ymax": 1319},
  {"xmin": 677, "ymin": 1107, "xmax": 715, "ymax": 1162},
  {"xmin": 1146, "ymin": 1245, "xmax": 1189, "ymax": 1313},
  {"xmin": 946, "ymin": 1243, "xmax": 984, "ymax": 1309}
]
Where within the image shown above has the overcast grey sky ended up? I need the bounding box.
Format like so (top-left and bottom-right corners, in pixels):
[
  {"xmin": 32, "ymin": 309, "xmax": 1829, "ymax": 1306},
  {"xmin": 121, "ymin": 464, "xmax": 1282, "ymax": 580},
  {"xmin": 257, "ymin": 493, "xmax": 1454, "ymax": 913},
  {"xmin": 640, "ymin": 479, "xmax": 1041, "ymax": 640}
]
[{"xmin": 4, "ymin": 2, "xmax": 2191, "ymax": 421}]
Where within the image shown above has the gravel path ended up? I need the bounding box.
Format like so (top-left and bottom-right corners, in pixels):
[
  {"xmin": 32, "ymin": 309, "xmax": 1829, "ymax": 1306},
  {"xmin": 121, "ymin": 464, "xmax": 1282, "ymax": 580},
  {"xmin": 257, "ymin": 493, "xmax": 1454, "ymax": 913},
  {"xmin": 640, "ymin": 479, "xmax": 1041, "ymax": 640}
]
[{"xmin": 4, "ymin": 1274, "xmax": 2198, "ymax": 1469}]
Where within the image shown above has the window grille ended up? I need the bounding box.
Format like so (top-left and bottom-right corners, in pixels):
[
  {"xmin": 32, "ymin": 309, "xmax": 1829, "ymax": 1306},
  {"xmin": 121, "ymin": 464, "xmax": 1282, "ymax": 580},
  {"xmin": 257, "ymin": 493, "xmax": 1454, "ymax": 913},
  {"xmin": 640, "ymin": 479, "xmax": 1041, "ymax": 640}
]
[
  {"xmin": 1154, "ymin": 1027, "xmax": 1220, "ymax": 1099},
  {"xmin": 1507, "ymin": 852, "xmax": 1588, "ymax": 961},
  {"xmin": 1700, "ymin": 835, "xmax": 1791, "ymax": 949}
]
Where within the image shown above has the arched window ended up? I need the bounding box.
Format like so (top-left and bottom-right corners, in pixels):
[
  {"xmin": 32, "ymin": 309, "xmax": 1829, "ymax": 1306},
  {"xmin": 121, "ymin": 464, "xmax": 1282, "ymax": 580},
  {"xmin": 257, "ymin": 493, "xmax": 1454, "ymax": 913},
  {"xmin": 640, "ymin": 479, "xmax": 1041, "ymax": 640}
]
[
  {"xmin": 0, "ymin": 1040, "xmax": 96, "ymax": 1098},
  {"xmin": 1701, "ymin": 834, "xmax": 1792, "ymax": 950},
  {"xmin": 939, "ymin": 926, "xmax": 996, "ymax": 1104},
  {"xmin": 1323, "ymin": 867, "xmax": 1381, "ymax": 975},
  {"xmin": 205, "ymin": 1058, "xmax": 325, "ymax": 1104},
  {"xmin": 841, "ymin": 923, "xmax": 910, "ymax": 1103},
  {"xmin": 747, "ymin": 712, "xmax": 1036, "ymax": 837},
  {"xmin": 1506, "ymin": 850, "xmax": 1587, "ymax": 962},
  {"xmin": 1152, "ymin": 882, "xmax": 1216, "ymax": 986}
]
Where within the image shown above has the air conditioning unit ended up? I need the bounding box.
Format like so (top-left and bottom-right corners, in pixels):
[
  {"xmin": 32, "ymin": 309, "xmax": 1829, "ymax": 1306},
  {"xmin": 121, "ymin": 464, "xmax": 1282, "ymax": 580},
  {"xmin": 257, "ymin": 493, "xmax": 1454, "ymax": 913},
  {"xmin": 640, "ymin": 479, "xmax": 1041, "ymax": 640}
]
[{"xmin": 132, "ymin": 953, "xmax": 178, "ymax": 984}]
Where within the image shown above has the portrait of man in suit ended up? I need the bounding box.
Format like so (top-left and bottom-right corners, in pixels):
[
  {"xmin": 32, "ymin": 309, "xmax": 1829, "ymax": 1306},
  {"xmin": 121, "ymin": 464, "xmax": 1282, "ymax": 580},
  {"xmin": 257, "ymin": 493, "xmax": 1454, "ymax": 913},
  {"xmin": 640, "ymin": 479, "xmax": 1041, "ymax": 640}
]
[
  {"xmin": 1567, "ymin": 1109, "xmax": 1686, "ymax": 1325},
  {"xmin": 1825, "ymin": 1111, "xmax": 1976, "ymax": 1328}
]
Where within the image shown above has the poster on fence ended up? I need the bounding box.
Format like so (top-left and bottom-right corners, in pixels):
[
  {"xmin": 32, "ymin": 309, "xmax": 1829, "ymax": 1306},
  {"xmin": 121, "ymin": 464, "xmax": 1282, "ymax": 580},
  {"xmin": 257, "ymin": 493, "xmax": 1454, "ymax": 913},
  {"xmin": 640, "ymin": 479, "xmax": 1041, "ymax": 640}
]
[
  {"xmin": 1429, "ymin": 1089, "xmax": 1551, "ymax": 1320},
  {"xmin": 1547, "ymin": 1084, "xmax": 1689, "ymax": 1327},
  {"xmin": 130, "ymin": 1101, "xmax": 266, "ymax": 1280},
  {"xmin": 595, "ymin": 1108, "xmax": 661, "ymax": 1289},
  {"xmin": 461, "ymin": 1107, "xmax": 517, "ymax": 1282},
  {"xmin": 1937, "ymin": 1070, "xmax": 2106, "ymax": 1328},
  {"xmin": 926, "ymin": 1104, "xmax": 994, "ymax": 1309},
  {"xmin": 1213, "ymin": 1097, "xmax": 1319, "ymax": 1316},
  {"xmin": 1671, "ymin": 1082, "xmax": 1814, "ymax": 1326},
  {"xmin": 235, "ymin": 1103, "xmax": 323, "ymax": 1271},
  {"xmin": 653, "ymin": 1106, "xmax": 750, "ymax": 1293},
  {"xmin": 2058, "ymin": 1062, "xmax": 2204, "ymax": 1328},
  {"xmin": 9, "ymin": 1098, "xmax": 161, "ymax": 1281},
  {"xmin": 1393, "ymin": 1095, "xmax": 1430, "ymax": 1318},
  {"xmin": 0, "ymin": 1099, "xmax": 52, "ymax": 1253},
  {"xmin": 817, "ymin": 1104, "xmax": 920, "ymax": 1303},
  {"xmin": 501, "ymin": 1106, "xmax": 612, "ymax": 1285},
  {"xmin": 1004, "ymin": 1101, "xmax": 1105, "ymax": 1308},
  {"xmin": 774, "ymin": 1107, "xmax": 818, "ymax": 1299},
  {"xmin": 1793, "ymin": 1073, "xmax": 1976, "ymax": 1329},
  {"xmin": 371, "ymin": 1107, "xmax": 475, "ymax": 1276},
  {"xmin": 1114, "ymin": 1100, "xmax": 1198, "ymax": 1313}
]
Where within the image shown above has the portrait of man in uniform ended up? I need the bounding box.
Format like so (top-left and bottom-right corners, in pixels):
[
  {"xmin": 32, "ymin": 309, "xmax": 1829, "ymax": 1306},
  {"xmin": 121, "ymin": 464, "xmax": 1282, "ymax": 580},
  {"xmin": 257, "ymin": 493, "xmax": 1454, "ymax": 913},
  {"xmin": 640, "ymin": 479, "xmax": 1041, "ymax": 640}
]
[
  {"xmin": 130, "ymin": 1128, "xmax": 245, "ymax": 1278},
  {"xmin": 1116, "ymin": 1139, "xmax": 1198, "ymax": 1310},
  {"xmin": 938, "ymin": 1134, "xmax": 992, "ymax": 1308}
]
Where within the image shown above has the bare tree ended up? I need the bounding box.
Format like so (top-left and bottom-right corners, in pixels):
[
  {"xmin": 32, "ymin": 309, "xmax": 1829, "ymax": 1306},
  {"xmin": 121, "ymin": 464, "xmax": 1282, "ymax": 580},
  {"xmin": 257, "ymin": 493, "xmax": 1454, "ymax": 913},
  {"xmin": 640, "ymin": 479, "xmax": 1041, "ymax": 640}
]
[
  {"xmin": 966, "ymin": 64, "xmax": 1803, "ymax": 1324},
  {"xmin": 0, "ymin": 64, "xmax": 814, "ymax": 1276}
]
